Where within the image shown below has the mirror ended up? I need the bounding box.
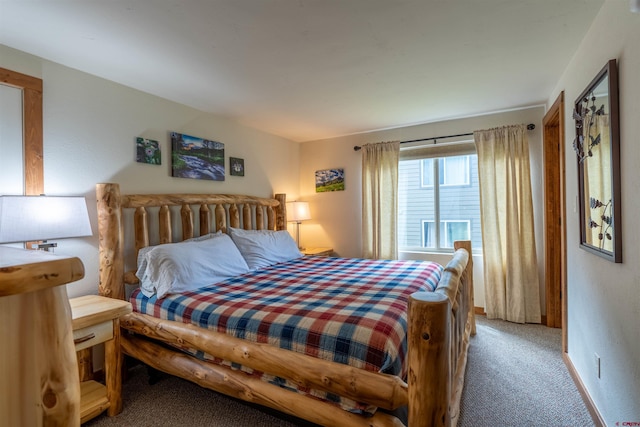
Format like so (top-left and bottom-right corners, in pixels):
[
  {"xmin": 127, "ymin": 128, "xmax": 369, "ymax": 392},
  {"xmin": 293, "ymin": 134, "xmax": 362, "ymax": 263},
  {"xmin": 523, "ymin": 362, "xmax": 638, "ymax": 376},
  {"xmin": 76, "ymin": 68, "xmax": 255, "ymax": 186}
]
[{"xmin": 573, "ymin": 59, "xmax": 621, "ymax": 262}]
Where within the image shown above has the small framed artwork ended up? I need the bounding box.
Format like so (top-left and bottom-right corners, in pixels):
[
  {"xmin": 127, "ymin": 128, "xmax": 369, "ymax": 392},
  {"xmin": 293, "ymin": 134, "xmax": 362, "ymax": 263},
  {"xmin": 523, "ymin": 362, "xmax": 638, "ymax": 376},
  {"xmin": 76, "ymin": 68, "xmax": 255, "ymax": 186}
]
[
  {"xmin": 170, "ymin": 131, "xmax": 225, "ymax": 181},
  {"xmin": 136, "ymin": 137, "xmax": 161, "ymax": 165},
  {"xmin": 315, "ymin": 168, "xmax": 345, "ymax": 192},
  {"xmin": 230, "ymin": 157, "xmax": 245, "ymax": 176}
]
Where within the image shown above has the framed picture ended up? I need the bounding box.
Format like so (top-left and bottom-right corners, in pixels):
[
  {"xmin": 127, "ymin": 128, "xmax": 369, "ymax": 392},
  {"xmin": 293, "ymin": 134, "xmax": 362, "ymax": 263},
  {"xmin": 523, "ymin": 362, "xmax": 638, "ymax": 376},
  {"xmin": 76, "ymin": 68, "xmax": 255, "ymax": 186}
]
[
  {"xmin": 170, "ymin": 132, "xmax": 225, "ymax": 181},
  {"xmin": 230, "ymin": 157, "xmax": 245, "ymax": 176},
  {"xmin": 315, "ymin": 168, "xmax": 345, "ymax": 192},
  {"xmin": 136, "ymin": 137, "xmax": 161, "ymax": 165}
]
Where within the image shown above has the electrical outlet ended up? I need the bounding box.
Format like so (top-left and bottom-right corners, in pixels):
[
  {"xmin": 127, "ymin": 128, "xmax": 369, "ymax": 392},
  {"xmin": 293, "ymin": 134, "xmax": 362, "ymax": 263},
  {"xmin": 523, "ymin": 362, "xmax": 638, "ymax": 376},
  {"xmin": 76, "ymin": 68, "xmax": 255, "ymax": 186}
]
[{"xmin": 595, "ymin": 353, "xmax": 601, "ymax": 379}]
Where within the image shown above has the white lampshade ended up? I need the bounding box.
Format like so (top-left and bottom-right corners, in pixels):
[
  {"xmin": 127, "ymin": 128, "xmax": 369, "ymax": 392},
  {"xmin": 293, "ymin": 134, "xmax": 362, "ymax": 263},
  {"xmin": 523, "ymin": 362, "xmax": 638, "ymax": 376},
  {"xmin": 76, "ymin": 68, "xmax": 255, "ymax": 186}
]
[
  {"xmin": 0, "ymin": 196, "xmax": 92, "ymax": 244},
  {"xmin": 287, "ymin": 201, "xmax": 311, "ymax": 222}
]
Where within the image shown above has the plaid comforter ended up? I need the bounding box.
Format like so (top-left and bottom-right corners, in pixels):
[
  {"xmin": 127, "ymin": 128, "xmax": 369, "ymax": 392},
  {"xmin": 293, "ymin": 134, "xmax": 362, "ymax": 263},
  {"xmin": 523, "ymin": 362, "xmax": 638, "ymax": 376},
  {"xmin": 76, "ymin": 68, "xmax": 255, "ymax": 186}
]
[{"xmin": 131, "ymin": 255, "xmax": 443, "ymax": 413}]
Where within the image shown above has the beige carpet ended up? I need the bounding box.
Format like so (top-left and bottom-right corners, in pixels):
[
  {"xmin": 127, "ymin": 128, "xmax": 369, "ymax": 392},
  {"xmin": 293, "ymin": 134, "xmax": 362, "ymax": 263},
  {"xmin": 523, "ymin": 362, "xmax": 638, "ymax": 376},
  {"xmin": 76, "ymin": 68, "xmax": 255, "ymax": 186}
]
[
  {"xmin": 458, "ymin": 317, "xmax": 594, "ymax": 427},
  {"xmin": 85, "ymin": 316, "xmax": 594, "ymax": 426}
]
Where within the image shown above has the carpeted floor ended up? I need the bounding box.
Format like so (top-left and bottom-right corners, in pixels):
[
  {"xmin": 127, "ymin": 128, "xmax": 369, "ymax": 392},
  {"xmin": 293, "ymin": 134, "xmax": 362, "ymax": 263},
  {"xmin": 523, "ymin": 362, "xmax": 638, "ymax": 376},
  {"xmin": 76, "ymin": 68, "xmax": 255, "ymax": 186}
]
[
  {"xmin": 85, "ymin": 316, "xmax": 594, "ymax": 426},
  {"xmin": 458, "ymin": 317, "xmax": 594, "ymax": 427}
]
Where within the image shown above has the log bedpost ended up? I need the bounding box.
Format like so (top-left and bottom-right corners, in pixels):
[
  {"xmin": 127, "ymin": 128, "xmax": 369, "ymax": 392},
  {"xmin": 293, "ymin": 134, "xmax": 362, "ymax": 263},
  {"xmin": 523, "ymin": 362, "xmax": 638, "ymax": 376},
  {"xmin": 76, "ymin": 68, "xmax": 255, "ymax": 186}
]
[
  {"xmin": 274, "ymin": 194, "xmax": 286, "ymax": 231},
  {"xmin": 454, "ymin": 240, "xmax": 475, "ymax": 335},
  {"xmin": 96, "ymin": 183, "xmax": 125, "ymax": 300},
  {"xmin": 407, "ymin": 292, "xmax": 451, "ymax": 427}
]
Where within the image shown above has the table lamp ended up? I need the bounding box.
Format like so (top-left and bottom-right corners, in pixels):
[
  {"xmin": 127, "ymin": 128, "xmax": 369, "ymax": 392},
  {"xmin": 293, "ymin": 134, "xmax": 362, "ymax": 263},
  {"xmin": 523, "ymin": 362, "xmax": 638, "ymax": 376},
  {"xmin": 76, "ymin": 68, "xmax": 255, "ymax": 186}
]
[
  {"xmin": 286, "ymin": 201, "xmax": 311, "ymax": 250},
  {"xmin": 0, "ymin": 195, "xmax": 92, "ymax": 251}
]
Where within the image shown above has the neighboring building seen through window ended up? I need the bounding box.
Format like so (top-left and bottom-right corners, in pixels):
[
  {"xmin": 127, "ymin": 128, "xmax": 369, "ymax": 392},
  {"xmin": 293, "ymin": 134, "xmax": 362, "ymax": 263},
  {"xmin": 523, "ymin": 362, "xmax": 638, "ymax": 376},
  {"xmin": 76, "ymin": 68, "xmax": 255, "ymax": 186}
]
[{"xmin": 399, "ymin": 153, "xmax": 482, "ymax": 252}]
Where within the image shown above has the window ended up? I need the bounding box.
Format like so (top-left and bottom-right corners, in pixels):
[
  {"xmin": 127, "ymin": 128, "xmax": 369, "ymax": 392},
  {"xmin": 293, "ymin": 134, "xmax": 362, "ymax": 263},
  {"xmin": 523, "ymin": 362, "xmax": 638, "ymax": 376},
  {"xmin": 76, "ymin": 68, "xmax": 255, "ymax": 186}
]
[
  {"xmin": 421, "ymin": 156, "xmax": 470, "ymax": 187},
  {"xmin": 399, "ymin": 153, "xmax": 482, "ymax": 253},
  {"xmin": 422, "ymin": 220, "xmax": 471, "ymax": 248}
]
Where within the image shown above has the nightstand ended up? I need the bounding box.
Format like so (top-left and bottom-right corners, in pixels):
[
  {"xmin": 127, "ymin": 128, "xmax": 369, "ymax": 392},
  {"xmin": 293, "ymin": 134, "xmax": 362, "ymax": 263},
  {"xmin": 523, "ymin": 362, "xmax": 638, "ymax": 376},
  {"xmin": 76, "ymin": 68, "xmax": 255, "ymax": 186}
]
[
  {"xmin": 69, "ymin": 295, "xmax": 132, "ymax": 423},
  {"xmin": 301, "ymin": 247, "xmax": 334, "ymax": 257}
]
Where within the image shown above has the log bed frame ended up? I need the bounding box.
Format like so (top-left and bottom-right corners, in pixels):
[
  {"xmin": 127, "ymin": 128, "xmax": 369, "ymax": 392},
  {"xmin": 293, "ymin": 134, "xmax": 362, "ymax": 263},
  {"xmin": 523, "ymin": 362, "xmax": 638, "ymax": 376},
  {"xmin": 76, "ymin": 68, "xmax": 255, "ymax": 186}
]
[{"xmin": 96, "ymin": 182, "xmax": 475, "ymax": 427}]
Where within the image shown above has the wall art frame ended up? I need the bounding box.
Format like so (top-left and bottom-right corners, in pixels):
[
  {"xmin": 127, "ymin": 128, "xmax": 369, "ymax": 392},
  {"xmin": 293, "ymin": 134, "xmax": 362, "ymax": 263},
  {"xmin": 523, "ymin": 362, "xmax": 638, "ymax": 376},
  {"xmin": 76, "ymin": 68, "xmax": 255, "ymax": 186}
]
[
  {"xmin": 315, "ymin": 168, "xmax": 345, "ymax": 192},
  {"xmin": 136, "ymin": 137, "xmax": 161, "ymax": 165},
  {"xmin": 170, "ymin": 132, "xmax": 225, "ymax": 181},
  {"xmin": 229, "ymin": 157, "xmax": 244, "ymax": 176},
  {"xmin": 573, "ymin": 59, "xmax": 621, "ymax": 263}
]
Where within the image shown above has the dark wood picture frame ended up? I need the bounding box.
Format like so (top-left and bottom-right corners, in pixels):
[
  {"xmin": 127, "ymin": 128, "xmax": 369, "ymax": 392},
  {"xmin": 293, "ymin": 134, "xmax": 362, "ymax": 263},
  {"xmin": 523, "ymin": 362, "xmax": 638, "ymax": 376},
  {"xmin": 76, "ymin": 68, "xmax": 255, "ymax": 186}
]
[
  {"xmin": 229, "ymin": 157, "xmax": 244, "ymax": 176},
  {"xmin": 575, "ymin": 59, "xmax": 621, "ymax": 263}
]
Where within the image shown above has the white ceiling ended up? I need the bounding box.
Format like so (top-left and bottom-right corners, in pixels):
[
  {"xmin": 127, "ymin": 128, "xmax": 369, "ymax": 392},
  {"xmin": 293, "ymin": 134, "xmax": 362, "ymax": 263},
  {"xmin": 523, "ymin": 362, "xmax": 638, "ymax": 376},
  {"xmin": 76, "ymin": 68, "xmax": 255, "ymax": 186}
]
[{"xmin": 0, "ymin": 1, "xmax": 604, "ymax": 142}]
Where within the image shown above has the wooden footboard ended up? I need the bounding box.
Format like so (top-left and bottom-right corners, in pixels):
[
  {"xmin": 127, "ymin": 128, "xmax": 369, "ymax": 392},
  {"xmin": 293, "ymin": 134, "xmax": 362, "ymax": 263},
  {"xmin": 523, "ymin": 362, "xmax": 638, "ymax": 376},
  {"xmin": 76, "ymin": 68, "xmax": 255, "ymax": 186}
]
[
  {"xmin": 95, "ymin": 183, "xmax": 474, "ymax": 427},
  {"xmin": 413, "ymin": 241, "xmax": 474, "ymax": 426},
  {"xmin": 120, "ymin": 315, "xmax": 406, "ymax": 427}
]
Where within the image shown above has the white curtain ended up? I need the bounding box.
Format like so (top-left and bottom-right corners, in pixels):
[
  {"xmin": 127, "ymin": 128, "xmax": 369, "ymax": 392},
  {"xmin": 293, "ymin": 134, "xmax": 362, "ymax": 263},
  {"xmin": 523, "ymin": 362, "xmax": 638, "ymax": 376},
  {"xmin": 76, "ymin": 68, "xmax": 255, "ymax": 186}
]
[
  {"xmin": 361, "ymin": 141, "xmax": 400, "ymax": 259},
  {"xmin": 474, "ymin": 125, "xmax": 541, "ymax": 323}
]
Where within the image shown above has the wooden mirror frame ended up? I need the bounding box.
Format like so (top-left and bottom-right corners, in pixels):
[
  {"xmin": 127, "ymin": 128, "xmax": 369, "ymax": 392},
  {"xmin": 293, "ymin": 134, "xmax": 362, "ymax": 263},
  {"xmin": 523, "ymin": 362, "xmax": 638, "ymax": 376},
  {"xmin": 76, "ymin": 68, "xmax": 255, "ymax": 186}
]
[{"xmin": 574, "ymin": 59, "xmax": 621, "ymax": 263}]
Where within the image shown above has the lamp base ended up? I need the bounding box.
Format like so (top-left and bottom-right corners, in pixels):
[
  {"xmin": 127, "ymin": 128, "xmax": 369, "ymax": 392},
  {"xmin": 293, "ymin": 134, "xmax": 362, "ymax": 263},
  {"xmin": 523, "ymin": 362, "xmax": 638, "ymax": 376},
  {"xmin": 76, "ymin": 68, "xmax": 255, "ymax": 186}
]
[
  {"xmin": 32, "ymin": 241, "xmax": 57, "ymax": 252},
  {"xmin": 294, "ymin": 222, "xmax": 304, "ymax": 251}
]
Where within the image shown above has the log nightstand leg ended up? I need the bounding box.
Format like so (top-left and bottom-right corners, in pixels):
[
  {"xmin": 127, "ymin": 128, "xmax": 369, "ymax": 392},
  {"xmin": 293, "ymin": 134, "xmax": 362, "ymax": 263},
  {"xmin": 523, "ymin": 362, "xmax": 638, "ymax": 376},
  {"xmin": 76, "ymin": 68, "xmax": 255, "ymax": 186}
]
[{"xmin": 105, "ymin": 318, "xmax": 124, "ymax": 416}]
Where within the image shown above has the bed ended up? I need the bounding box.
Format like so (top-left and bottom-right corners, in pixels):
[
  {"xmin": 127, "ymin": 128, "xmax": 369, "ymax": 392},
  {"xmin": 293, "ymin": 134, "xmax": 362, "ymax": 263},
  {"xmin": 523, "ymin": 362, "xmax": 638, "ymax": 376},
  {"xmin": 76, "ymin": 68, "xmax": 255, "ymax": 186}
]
[{"xmin": 96, "ymin": 182, "xmax": 475, "ymax": 427}]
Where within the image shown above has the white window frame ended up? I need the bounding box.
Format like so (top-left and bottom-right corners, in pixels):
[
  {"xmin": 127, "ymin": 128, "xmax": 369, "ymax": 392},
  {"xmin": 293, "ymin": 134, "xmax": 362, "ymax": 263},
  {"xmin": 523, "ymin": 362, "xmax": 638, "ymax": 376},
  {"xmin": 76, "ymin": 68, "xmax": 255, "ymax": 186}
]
[
  {"xmin": 420, "ymin": 157, "xmax": 470, "ymax": 188},
  {"xmin": 420, "ymin": 159, "xmax": 434, "ymax": 187},
  {"xmin": 440, "ymin": 220, "xmax": 471, "ymax": 248},
  {"xmin": 440, "ymin": 156, "xmax": 470, "ymax": 187},
  {"xmin": 421, "ymin": 219, "xmax": 471, "ymax": 249},
  {"xmin": 399, "ymin": 148, "xmax": 481, "ymax": 254}
]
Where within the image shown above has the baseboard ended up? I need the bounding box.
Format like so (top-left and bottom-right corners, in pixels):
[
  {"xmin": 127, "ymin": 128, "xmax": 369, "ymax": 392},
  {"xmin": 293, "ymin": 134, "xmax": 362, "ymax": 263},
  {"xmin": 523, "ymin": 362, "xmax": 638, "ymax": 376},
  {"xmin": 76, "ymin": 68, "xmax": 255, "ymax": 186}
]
[
  {"xmin": 474, "ymin": 307, "xmax": 548, "ymax": 325},
  {"xmin": 563, "ymin": 353, "xmax": 605, "ymax": 427}
]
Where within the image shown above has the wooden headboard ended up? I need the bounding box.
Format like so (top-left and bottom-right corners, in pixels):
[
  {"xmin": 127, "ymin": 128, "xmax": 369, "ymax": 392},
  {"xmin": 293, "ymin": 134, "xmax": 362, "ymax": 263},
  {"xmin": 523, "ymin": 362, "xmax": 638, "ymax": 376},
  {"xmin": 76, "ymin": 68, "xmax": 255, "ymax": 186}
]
[{"xmin": 96, "ymin": 183, "xmax": 287, "ymax": 300}]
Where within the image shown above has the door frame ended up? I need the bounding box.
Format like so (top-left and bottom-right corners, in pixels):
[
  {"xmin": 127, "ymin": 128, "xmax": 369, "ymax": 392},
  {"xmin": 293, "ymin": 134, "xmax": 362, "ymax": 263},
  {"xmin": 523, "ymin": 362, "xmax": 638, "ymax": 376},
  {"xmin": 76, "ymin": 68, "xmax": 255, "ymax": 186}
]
[
  {"xmin": 0, "ymin": 67, "xmax": 44, "ymax": 195},
  {"xmin": 542, "ymin": 92, "xmax": 567, "ymax": 350}
]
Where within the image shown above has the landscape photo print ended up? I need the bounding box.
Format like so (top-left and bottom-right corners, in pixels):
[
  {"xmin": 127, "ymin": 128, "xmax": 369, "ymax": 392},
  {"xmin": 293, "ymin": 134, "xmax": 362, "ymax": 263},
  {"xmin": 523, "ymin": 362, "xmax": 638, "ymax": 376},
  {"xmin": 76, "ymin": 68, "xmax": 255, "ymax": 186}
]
[
  {"xmin": 170, "ymin": 132, "xmax": 225, "ymax": 181},
  {"xmin": 315, "ymin": 168, "xmax": 345, "ymax": 192}
]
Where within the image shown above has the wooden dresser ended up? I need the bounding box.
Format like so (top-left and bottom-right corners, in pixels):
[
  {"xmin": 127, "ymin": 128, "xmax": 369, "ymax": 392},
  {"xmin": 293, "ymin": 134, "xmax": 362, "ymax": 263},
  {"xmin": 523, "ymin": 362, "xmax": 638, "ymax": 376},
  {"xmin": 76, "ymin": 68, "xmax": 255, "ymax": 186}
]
[{"xmin": 0, "ymin": 247, "xmax": 85, "ymax": 426}]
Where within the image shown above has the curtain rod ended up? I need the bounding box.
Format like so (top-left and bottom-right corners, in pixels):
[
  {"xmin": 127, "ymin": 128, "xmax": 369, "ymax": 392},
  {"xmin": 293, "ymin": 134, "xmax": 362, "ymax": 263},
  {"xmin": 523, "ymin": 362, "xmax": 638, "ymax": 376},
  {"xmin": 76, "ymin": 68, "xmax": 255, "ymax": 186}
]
[{"xmin": 353, "ymin": 123, "xmax": 536, "ymax": 151}]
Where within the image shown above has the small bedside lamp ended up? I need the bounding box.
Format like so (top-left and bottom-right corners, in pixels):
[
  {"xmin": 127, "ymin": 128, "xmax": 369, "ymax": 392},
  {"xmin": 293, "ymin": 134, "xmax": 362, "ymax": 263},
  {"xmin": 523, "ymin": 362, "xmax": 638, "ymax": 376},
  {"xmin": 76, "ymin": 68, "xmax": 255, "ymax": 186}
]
[
  {"xmin": 286, "ymin": 201, "xmax": 311, "ymax": 250},
  {"xmin": 0, "ymin": 195, "xmax": 92, "ymax": 251}
]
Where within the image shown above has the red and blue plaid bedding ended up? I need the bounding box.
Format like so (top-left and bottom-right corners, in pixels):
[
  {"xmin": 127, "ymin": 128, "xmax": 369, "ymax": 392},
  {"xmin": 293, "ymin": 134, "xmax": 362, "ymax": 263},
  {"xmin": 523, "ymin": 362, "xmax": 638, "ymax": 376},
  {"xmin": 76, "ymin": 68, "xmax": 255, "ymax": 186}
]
[{"xmin": 130, "ymin": 255, "xmax": 443, "ymax": 413}]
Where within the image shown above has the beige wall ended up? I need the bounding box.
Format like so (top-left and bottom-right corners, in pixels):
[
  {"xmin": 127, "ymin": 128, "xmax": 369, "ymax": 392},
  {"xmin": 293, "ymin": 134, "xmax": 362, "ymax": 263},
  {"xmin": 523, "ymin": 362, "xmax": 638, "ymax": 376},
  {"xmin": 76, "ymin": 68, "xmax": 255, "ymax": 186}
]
[
  {"xmin": 548, "ymin": 2, "xmax": 640, "ymax": 424},
  {"xmin": 299, "ymin": 107, "xmax": 546, "ymax": 312},
  {"xmin": 0, "ymin": 44, "xmax": 300, "ymax": 298}
]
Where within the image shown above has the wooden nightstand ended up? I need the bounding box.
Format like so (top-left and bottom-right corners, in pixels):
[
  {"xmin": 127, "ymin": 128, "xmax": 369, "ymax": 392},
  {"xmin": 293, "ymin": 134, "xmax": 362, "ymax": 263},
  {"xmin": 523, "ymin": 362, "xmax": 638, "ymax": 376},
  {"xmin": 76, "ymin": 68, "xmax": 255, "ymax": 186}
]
[
  {"xmin": 301, "ymin": 247, "xmax": 334, "ymax": 257},
  {"xmin": 69, "ymin": 295, "xmax": 132, "ymax": 423}
]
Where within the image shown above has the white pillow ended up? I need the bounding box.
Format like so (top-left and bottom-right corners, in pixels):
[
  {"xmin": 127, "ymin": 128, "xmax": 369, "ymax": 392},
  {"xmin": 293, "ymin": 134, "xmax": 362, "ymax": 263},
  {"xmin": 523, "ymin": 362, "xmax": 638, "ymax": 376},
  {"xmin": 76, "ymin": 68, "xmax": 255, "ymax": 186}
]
[
  {"xmin": 137, "ymin": 233, "xmax": 249, "ymax": 299},
  {"xmin": 135, "ymin": 231, "xmax": 222, "ymax": 282},
  {"xmin": 228, "ymin": 227, "xmax": 303, "ymax": 270}
]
